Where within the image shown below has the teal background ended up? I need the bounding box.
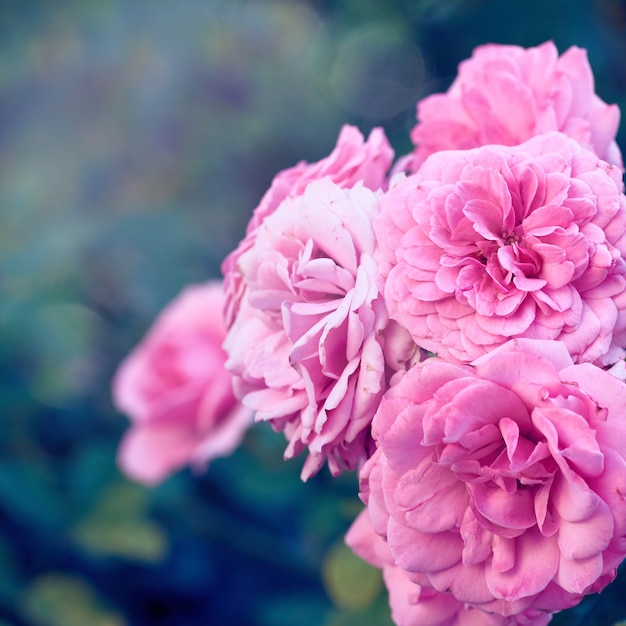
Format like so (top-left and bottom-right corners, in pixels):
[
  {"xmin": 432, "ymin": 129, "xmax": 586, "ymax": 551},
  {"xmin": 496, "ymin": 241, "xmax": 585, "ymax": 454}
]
[{"xmin": 1, "ymin": 1, "xmax": 626, "ymax": 624}]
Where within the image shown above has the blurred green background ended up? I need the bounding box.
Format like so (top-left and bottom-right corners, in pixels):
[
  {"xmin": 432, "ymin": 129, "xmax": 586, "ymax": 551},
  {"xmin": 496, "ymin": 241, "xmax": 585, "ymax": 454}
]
[{"xmin": 1, "ymin": 1, "xmax": 626, "ymax": 624}]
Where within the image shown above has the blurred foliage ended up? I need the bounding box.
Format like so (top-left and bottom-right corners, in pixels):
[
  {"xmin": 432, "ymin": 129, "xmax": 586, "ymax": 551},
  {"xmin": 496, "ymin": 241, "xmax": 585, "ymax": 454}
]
[
  {"xmin": 0, "ymin": 0, "xmax": 626, "ymax": 624},
  {"xmin": 20, "ymin": 573, "xmax": 126, "ymax": 626},
  {"xmin": 322, "ymin": 540, "xmax": 382, "ymax": 610},
  {"xmin": 71, "ymin": 481, "xmax": 168, "ymax": 563}
]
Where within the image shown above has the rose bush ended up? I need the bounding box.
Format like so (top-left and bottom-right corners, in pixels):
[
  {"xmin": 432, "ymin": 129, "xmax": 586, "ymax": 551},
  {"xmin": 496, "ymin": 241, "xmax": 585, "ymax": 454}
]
[
  {"xmin": 359, "ymin": 338, "xmax": 626, "ymax": 618},
  {"xmin": 406, "ymin": 41, "xmax": 622, "ymax": 172},
  {"xmin": 224, "ymin": 178, "xmax": 402, "ymax": 479},
  {"xmin": 113, "ymin": 281, "xmax": 253, "ymax": 485},
  {"xmin": 376, "ymin": 131, "xmax": 626, "ymax": 364},
  {"xmin": 222, "ymin": 124, "xmax": 394, "ymax": 328},
  {"xmin": 110, "ymin": 40, "xmax": 626, "ymax": 626}
]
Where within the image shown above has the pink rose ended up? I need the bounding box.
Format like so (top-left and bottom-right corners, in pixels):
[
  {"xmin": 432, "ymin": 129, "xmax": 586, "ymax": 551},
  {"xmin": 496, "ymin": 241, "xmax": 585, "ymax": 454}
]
[
  {"xmin": 359, "ymin": 338, "xmax": 626, "ymax": 618},
  {"xmin": 377, "ymin": 131, "xmax": 626, "ymax": 364},
  {"xmin": 222, "ymin": 125, "xmax": 394, "ymax": 328},
  {"xmin": 112, "ymin": 281, "xmax": 253, "ymax": 485},
  {"xmin": 224, "ymin": 179, "xmax": 393, "ymax": 480},
  {"xmin": 346, "ymin": 510, "xmax": 552, "ymax": 626},
  {"xmin": 407, "ymin": 41, "xmax": 622, "ymax": 172}
]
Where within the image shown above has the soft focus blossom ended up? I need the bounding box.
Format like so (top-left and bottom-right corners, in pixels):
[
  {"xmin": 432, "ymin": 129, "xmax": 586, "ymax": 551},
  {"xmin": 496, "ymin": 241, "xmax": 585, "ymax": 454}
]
[
  {"xmin": 346, "ymin": 510, "xmax": 552, "ymax": 626},
  {"xmin": 224, "ymin": 179, "xmax": 397, "ymax": 480},
  {"xmin": 113, "ymin": 281, "xmax": 253, "ymax": 485},
  {"xmin": 222, "ymin": 124, "xmax": 394, "ymax": 328},
  {"xmin": 359, "ymin": 338, "xmax": 626, "ymax": 618},
  {"xmin": 407, "ymin": 41, "xmax": 622, "ymax": 172},
  {"xmin": 377, "ymin": 131, "xmax": 626, "ymax": 364}
]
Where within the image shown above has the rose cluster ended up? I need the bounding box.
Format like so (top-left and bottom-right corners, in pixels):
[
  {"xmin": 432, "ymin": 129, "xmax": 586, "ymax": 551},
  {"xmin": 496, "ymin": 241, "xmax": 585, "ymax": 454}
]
[{"xmin": 113, "ymin": 42, "xmax": 626, "ymax": 625}]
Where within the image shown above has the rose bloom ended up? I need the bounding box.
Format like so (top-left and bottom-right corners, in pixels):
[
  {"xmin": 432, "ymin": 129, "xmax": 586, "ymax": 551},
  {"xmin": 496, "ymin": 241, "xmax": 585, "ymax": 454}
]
[
  {"xmin": 359, "ymin": 338, "xmax": 626, "ymax": 619},
  {"xmin": 224, "ymin": 178, "xmax": 405, "ymax": 480},
  {"xmin": 346, "ymin": 510, "xmax": 552, "ymax": 626},
  {"xmin": 112, "ymin": 281, "xmax": 253, "ymax": 485},
  {"xmin": 222, "ymin": 124, "xmax": 394, "ymax": 328},
  {"xmin": 376, "ymin": 131, "xmax": 626, "ymax": 364},
  {"xmin": 406, "ymin": 41, "xmax": 621, "ymax": 172}
]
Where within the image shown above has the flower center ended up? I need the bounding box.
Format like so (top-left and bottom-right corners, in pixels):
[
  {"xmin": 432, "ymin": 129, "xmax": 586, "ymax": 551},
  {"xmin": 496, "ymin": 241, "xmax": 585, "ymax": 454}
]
[
  {"xmin": 293, "ymin": 239, "xmax": 353, "ymax": 302},
  {"xmin": 501, "ymin": 230, "xmax": 520, "ymax": 245}
]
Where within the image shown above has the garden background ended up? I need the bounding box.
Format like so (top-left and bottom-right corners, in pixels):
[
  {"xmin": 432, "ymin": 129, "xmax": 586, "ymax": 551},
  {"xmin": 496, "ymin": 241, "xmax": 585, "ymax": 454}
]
[{"xmin": 2, "ymin": 1, "xmax": 626, "ymax": 624}]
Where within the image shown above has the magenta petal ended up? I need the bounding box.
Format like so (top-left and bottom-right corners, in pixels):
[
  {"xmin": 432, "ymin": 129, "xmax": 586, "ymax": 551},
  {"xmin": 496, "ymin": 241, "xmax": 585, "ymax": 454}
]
[
  {"xmin": 542, "ymin": 460, "xmax": 601, "ymax": 524},
  {"xmin": 384, "ymin": 567, "xmax": 465, "ymax": 626},
  {"xmin": 427, "ymin": 561, "xmax": 495, "ymax": 605},
  {"xmin": 557, "ymin": 498, "xmax": 614, "ymax": 560},
  {"xmin": 345, "ymin": 509, "xmax": 394, "ymax": 568},
  {"xmin": 471, "ymin": 483, "xmax": 537, "ymax": 530},
  {"xmin": 486, "ymin": 528, "xmax": 560, "ymax": 601},
  {"xmin": 554, "ymin": 553, "xmax": 603, "ymax": 595},
  {"xmin": 474, "ymin": 337, "xmax": 573, "ymax": 371},
  {"xmin": 491, "ymin": 535, "xmax": 516, "ymax": 573},
  {"xmin": 397, "ymin": 462, "xmax": 467, "ymax": 532},
  {"xmin": 430, "ymin": 380, "xmax": 529, "ymax": 443},
  {"xmin": 387, "ymin": 518, "xmax": 463, "ymax": 574},
  {"xmin": 587, "ymin": 446, "xmax": 626, "ymax": 539},
  {"xmin": 560, "ymin": 362, "xmax": 626, "ymax": 420},
  {"xmin": 475, "ymin": 297, "xmax": 537, "ymax": 336},
  {"xmin": 535, "ymin": 407, "xmax": 604, "ymax": 477}
]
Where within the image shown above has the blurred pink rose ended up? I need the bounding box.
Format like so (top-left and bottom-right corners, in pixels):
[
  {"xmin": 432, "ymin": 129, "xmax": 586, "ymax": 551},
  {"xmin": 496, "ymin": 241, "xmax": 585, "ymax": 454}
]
[
  {"xmin": 360, "ymin": 338, "xmax": 626, "ymax": 618},
  {"xmin": 222, "ymin": 124, "xmax": 394, "ymax": 328},
  {"xmin": 407, "ymin": 41, "xmax": 621, "ymax": 172},
  {"xmin": 225, "ymin": 179, "xmax": 394, "ymax": 480},
  {"xmin": 346, "ymin": 510, "xmax": 552, "ymax": 626},
  {"xmin": 377, "ymin": 131, "xmax": 626, "ymax": 364},
  {"xmin": 113, "ymin": 281, "xmax": 253, "ymax": 485}
]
